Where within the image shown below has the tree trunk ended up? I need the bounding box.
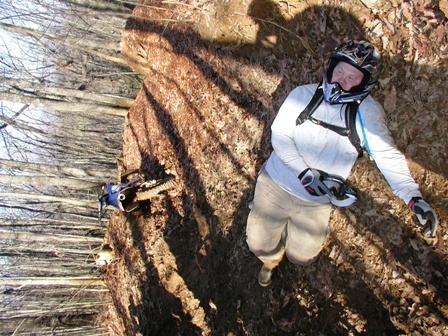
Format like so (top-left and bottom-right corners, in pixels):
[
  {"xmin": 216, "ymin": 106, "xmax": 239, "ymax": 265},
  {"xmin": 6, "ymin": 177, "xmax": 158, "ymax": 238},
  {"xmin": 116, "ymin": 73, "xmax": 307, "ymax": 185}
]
[
  {"xmin": 0, "ymin": 92, "xmax": 128, "ymax": 116},
  {"xmin": 0, "ymin": 158, "xmax": 116, "ymax": 180},
  {"xmin": 0, "ymin": 228, "xmax": 103, "ymax": 243},
  {"xmin": 0, "ymin": 276, "xmax": 106, "ymax": 286},
  {"xmin": 61, "ymin": 0, "xmax": 134, "ymax": 13},
  {"xmin": 0, "ymin": 174, "xmax": 101, "ymax": 190},
  {"xmin": 0, "ymin": 192, "xmax": 97, "ymax": 207},
  {"xmin": 0, "ymin": 21, "xmax": 126, "ymax": 60},
  {"xmin": 1, "ymin": 77, "xmax": 134, "ymax": 107}
]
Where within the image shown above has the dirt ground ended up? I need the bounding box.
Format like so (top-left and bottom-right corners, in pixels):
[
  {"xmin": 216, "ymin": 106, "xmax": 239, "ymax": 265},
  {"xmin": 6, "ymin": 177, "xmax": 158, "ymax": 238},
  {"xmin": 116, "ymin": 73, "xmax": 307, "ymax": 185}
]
[{"xmin": 99, "ymin": 1, "xmax": 448, "ymax": 335}]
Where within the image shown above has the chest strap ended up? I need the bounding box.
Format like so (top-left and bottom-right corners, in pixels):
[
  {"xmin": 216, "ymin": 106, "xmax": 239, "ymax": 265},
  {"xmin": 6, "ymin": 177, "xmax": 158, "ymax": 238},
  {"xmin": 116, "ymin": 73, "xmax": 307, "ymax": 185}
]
[{"xmin": 296, "ymin": 84, "xmax": 363, "ymax": 157}]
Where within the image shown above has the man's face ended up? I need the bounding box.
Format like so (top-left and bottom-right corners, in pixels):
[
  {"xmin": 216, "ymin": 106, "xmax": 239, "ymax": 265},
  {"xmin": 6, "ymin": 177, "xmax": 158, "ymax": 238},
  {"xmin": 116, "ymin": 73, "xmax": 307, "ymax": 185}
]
[{"xmin": 331, "ymin": 62, "xmax": 364, "ymax": 91}]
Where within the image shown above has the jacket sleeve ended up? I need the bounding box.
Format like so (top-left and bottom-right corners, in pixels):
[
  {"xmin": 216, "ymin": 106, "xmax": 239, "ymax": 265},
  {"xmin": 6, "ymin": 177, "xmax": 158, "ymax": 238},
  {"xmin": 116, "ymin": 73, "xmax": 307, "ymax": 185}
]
[
  {"xmin": 359, "ymin": 100, "xmax": 422, "ymax": 204},
  {"xmin": 270, "ymin": 87, "xmax": 309, "ymax": 176}
]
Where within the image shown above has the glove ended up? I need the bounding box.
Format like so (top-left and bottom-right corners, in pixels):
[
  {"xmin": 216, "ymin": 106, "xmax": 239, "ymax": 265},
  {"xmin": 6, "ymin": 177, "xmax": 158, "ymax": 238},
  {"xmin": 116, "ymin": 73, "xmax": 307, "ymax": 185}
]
[
  {"xmin": 408, "ymin": 197, "xmax": 439, "ymax": 237},
  {"xmin": 298, "ymin": 168, "xmax": 328, "ymax": 197}
]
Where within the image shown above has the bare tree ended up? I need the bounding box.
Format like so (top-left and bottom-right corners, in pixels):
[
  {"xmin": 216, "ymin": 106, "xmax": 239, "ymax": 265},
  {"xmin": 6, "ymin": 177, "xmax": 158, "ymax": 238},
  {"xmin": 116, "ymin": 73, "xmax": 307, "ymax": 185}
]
[{"xmin": 0, "ymin": 0, "xmax": 140, "ymax": 333}]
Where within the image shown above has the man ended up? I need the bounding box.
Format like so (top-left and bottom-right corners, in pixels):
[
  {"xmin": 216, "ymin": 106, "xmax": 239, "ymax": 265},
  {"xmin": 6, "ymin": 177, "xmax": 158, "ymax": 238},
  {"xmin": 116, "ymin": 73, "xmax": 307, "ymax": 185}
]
[{"xmin": 246, "ymin": 40, "xmax": 439, "ymax": 287}]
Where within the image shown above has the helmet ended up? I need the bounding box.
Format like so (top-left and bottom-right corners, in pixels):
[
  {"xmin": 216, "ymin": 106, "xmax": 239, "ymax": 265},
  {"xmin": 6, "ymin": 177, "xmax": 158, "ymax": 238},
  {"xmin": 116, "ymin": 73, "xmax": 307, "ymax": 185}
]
[{"xmin": 323, "ymin": 40, "xmax": 382, "ymax": 104}]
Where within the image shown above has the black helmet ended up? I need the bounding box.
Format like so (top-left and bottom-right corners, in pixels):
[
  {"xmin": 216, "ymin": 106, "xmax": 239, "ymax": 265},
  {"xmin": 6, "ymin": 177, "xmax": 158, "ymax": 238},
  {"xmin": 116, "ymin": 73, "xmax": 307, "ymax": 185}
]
[{"xmin": 323, "ymin": 40, "xmax": 382, "ymax": 104}]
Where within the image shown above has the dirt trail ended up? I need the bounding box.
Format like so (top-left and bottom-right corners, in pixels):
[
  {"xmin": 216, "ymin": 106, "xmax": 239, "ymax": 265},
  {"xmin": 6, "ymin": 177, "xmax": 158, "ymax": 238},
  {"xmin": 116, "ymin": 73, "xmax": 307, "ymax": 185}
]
[{"xmin": 100, "ymin": 1, "xmax": 448, "ymax": 335}]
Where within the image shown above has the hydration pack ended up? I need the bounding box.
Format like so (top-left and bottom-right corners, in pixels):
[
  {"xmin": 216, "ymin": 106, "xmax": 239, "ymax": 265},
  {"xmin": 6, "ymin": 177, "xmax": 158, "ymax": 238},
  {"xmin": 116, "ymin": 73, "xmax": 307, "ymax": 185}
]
[{"xmin": 296, "ymin": 83, "xmax": 363, "ymax": 157}]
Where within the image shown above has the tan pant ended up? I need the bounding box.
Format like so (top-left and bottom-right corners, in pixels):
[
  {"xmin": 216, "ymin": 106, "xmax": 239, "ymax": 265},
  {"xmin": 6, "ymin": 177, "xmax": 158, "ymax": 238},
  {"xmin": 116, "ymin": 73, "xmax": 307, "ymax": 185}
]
[{"xmin": 246, "ymin": 167, "xmax": 331, "ymax": 269}]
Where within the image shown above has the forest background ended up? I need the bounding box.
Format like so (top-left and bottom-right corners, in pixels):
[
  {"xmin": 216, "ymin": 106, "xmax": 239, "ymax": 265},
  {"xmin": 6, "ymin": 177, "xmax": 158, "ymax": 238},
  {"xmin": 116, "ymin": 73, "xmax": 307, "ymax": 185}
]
[{"xmin": 0, "ymin": 0, "xmax": 139, "ymax": 334}]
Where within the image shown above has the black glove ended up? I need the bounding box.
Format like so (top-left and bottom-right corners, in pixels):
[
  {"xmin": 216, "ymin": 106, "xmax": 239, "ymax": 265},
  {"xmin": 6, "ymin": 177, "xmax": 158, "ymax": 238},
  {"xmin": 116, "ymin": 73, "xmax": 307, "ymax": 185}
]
[
  {"xmin": 298, "ymin": 168, "xmax": 328, "ymax": 197},
  {"xmin": 408, "ymin": 197, "xmax": 439, "ymax": 237}
]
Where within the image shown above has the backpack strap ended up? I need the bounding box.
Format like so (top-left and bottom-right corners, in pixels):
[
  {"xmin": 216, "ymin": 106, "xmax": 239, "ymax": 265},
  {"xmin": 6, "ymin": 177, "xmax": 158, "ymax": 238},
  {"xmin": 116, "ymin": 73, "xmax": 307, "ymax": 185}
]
[
  {"xmin": 296, "ymin": 82, "xmax": 324, "ymax": 126},
  {"xmin": 345, "ymin": 103, "xmax": 363, "ymax": 157},
  {"xmin": 295, "ymin": 84, "xmax": 363, "ymax": 157}
]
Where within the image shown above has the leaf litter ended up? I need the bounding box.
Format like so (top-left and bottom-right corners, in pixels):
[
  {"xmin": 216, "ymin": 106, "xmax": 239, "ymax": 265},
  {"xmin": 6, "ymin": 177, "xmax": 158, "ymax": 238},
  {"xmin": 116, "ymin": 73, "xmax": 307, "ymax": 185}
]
[{"xmin": 99, "ymin": 1, "xmax": 448, "ymax": 335}]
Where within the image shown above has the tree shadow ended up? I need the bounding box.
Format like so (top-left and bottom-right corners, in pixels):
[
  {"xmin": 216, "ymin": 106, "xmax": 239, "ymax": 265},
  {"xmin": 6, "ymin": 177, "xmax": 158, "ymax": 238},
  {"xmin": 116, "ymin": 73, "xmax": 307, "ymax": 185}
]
[
  {"xmin": 126, "ymin": 211, "xmax": 203, "ymax": 335},
  {"xmin": 115, "ymin": 0, "xmax": 447, "ymax": 334}
]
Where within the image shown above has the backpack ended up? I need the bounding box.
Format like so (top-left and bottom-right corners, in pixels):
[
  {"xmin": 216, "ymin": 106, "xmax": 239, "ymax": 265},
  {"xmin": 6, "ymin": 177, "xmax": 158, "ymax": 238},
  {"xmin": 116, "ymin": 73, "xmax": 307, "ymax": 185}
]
[{"xmin": 295, "ymin": 84, "xmax": 363, "ymax": 157}]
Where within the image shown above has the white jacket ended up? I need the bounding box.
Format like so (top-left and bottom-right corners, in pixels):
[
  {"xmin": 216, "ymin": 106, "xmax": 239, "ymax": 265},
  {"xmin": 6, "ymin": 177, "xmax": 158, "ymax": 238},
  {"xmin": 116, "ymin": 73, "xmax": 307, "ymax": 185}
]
[{"xmin": 265, "ymin": 83, "xmax": 422, "ymax": 205}]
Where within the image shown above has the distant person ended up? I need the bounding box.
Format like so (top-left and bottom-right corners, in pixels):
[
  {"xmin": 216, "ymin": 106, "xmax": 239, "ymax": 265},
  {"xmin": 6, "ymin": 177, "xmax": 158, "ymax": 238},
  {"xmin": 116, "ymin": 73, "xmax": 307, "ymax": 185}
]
[{"xmin": 246, "ymin": 40, "xmax": 439, "ymax": 287}]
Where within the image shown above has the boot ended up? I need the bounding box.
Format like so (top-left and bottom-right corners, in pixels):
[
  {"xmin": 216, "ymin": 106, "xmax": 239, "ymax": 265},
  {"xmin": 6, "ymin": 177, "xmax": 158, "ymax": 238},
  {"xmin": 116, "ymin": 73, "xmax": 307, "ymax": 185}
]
[{"xmin": 258, "ymin": 264, "xmax": 273, "ymax": 287}]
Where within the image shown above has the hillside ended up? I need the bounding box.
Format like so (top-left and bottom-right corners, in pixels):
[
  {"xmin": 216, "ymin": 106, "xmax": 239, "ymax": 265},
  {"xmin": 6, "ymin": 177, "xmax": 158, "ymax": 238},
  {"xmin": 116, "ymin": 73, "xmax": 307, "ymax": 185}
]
[{"xmin": 100, "ymin": 1, "xmax": 448, "ymax": 335}]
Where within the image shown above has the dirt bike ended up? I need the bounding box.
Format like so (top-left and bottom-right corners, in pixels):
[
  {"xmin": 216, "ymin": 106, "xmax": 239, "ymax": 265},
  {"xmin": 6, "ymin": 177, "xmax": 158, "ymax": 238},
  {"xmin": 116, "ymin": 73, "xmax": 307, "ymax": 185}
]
[{"xmin": 98, "ymin": 169, "xmax": 175, "ymax": 221}]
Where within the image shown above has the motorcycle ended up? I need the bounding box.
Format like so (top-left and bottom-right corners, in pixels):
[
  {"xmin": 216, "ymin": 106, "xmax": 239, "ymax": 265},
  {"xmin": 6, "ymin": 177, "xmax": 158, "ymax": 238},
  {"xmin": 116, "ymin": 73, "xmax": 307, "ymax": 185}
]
[{"xmin": 98, "ymin": 169, "xmax": 174, "ymax": 221}]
